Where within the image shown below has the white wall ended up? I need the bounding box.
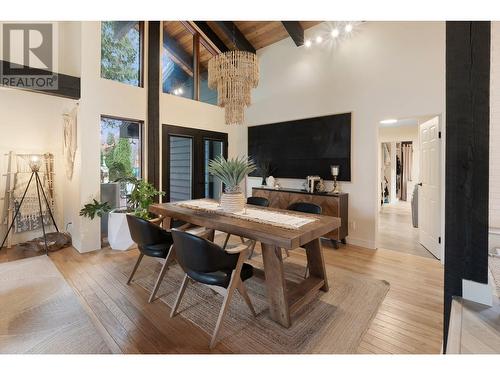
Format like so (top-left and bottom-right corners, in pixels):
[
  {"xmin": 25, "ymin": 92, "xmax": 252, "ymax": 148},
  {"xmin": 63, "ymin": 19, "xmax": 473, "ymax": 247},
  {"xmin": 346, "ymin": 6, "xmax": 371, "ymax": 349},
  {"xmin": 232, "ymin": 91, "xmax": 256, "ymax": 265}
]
[
  {"xmin": 160, "ymin": 93, "xmax": 242, "ymax": 160},
  {"xmin": 490, "ymin": 22, "xmax": 500, "ymax": 253},
  {"xmin": 0, "ymin": 88, "xmax": 77, "ymax": 244},
  {"xmin": 69, "ymin": 22, "xmax": 149, "ymax": 252},
  {"xmin": 0, "ymin": 21, "xmax": 80, "ymax": 246},
  {"xmin": 0, "ymin": 21, "xmax": 81, "ymax": 76},
  {"xmin": 490, "ymin": 22, "xmax": 500, "ymax": 233},
  {"xmin": 245, "ymin": 22, "xmax": 445, "ymax": 249}
]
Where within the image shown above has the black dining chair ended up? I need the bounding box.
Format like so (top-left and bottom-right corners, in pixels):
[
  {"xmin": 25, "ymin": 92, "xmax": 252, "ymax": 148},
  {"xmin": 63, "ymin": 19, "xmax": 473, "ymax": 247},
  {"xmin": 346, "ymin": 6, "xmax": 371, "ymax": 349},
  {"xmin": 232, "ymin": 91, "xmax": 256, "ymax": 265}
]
[
  {"xmin": 246, "ymin": 196, "xmax": 270, "ymax": 207},
  {"xmin": 287, "ymin": 201, "xmax": 322, "ymax": 215},
  {"xmin": 222, "ymin": 196, "xmax": 269, "ymax": 252},
  {"xmin": 126, "ymin": 214, "xmax": 176, "ymax": 303},
  {"xmin": 170, "ymin": 228, "xmax": 256, "ymax": 349},
  {"xmin": 287, "ymin": 202, "xmax": 322, "ymax": 277}
]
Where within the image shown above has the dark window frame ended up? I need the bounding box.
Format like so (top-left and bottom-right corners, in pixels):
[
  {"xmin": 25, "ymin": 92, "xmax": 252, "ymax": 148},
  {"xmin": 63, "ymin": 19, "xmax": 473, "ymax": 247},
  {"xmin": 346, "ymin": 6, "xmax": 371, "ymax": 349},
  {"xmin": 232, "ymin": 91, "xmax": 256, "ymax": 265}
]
[
  {"xmin": 162, "ymin": 124, "xmax": 228, "ymax": 202},
  {"xmin": 100, "ymin": 114, "xmax": 145, "ymax": 181},
  {"xmin": 162, "ymin": 21, "xmax": 218, "ymax": 104},
  {"xmin": 100, "ymin": 21, "xmax": 145, "ymax": 88}
]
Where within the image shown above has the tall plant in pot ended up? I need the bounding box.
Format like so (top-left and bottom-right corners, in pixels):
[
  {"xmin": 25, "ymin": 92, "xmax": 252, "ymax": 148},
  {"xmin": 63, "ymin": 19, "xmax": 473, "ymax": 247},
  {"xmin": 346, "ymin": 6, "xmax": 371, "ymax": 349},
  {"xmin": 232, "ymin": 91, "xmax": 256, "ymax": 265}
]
[
  {"xmin": 208, "ymin": 156, "xmax": 256, "ymax": 213},
  {"xmin": 107, "ymin": 177, "xmax": 165, "ymax": 250}
]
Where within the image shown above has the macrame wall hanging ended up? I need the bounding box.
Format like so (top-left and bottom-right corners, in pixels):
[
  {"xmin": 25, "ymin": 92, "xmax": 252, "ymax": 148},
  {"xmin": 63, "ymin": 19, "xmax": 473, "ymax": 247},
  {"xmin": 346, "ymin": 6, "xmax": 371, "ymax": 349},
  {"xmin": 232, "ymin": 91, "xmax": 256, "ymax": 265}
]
[{"xmin": 63, "ymin": 105, "xmax": 78, "ymax": 180}]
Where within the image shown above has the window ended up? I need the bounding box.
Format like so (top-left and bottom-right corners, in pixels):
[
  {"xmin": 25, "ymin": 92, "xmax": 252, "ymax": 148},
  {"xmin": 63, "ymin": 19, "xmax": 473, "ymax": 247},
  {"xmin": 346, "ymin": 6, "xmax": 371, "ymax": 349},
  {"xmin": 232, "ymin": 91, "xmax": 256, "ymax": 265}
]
[
  {"xmin": 163, "ymin": 21, "xmax": 194, "ymax": 99},
  {"xmin": 162, "ymin": 21, "xmax": 218, "ymax": 104},
  {"xmin": 101, "ymin": 21, "xmax": 143, "ymax": 86},
  {"xmin": 162, "ymin": 125, "xmax": 227, "ymax": 202},
  {"xmin": 100, "ymin": 117, "xmax": 142, "ymax": 206},
  {"xmin": 199, "ymin": 42, "xmax": 218, "ymax": 105},
  {"xmin": 169, "ymin": 136, "xmax": 193, "ymax": 202}
]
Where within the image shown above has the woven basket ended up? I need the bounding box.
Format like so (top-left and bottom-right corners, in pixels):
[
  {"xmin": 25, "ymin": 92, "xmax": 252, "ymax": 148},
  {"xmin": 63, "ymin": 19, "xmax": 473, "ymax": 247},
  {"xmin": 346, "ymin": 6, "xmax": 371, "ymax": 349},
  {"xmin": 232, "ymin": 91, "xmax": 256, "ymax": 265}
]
[{"xmin": 220, "ymin": 192, "xmax": 245, "ymax": 213}]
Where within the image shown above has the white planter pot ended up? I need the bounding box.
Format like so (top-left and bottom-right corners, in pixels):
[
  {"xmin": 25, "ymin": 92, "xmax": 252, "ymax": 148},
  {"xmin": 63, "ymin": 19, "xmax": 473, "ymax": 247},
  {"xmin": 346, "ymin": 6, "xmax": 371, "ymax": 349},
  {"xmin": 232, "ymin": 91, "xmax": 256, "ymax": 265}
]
[
  {"xmin": 108, "ymin": 210, "xmax": 134, "ymax": 251},
  {"xmin": 220, "ymin": 192, "xmax": 245, "ymax": 213}
]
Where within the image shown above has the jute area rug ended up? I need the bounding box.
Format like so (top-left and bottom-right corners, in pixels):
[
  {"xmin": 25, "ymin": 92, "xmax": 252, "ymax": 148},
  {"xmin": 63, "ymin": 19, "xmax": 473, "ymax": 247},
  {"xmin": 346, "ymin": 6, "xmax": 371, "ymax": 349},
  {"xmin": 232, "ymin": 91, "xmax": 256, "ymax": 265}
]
[
  {"xmin": 134, "ymin": 252, "xmax": 390, "ymax": 353},
  {"xmin": 0, "ymin": 255, "xmax": 111, "ymax": 354}
]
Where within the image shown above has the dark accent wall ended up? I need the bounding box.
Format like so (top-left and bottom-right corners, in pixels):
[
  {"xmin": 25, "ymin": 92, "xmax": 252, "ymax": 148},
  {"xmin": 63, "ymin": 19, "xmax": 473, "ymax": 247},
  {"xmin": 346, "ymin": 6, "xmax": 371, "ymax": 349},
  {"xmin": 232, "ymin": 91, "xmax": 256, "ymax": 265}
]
[
  {"xmin": 444, "ymin": 21, "xmax": 490, "ymax": 351},
  {"xmin": 0, "ymin": 60, "xmax": 80, "ymax": 99},
  {"xmin": 147, "ymin": 21, "xmax": 161, "ymax": 192},
  {"xmin": 248, "ymin": 113, "xmax": 352, "ymax": 181}
]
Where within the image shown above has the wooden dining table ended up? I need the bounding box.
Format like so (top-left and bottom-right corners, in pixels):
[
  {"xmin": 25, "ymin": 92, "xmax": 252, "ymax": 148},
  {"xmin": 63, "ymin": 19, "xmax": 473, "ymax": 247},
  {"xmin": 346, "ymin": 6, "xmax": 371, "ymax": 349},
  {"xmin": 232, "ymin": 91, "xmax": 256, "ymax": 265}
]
[{"xmin": 150, "ymin": 199, "xmax": 341, "ymax": 328}]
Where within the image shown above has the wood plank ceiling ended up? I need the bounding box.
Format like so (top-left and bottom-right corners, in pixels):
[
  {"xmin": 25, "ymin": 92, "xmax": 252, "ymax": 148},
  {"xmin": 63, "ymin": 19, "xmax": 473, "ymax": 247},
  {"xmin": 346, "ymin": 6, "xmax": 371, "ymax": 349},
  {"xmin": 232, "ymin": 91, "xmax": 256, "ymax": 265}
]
[
  {"xmin": 162, "ymin": 21, "xmax": 323, "ymax": 77},
  {"xmin": 206, "ymin": 21, "xmax": 321, "ymax": 50}
]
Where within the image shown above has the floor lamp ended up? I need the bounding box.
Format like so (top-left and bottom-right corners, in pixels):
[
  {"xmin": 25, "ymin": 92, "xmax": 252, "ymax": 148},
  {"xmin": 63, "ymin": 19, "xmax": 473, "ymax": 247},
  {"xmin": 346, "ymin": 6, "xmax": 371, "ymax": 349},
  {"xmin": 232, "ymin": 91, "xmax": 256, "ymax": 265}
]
[{"xmin": 0, "ymin": 155, "xmax": 59, "ymax": 255}]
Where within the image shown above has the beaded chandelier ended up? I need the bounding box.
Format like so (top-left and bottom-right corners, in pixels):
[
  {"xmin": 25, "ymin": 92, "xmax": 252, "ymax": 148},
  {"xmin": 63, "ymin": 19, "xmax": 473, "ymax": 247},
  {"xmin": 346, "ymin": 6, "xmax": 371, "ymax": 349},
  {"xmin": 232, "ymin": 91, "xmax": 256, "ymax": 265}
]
[{"xmin": 208, "ymin": 50, "xmax": 259, "ymax": 125}]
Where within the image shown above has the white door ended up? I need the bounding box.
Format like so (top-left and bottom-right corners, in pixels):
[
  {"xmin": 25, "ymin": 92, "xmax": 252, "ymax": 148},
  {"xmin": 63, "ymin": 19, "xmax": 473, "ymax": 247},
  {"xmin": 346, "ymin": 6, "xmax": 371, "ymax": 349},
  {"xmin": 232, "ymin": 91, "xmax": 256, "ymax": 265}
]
[{"xmin": 418, "ymin": 116, "xmax": 441, "ymax": 259}]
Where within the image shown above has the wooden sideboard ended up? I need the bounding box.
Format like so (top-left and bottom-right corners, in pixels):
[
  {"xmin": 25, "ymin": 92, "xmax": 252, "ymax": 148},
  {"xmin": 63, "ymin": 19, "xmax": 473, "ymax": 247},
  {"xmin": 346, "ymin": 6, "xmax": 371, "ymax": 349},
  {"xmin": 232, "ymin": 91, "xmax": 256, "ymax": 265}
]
[{"xmin": 252, "ymin": 187, "xmax": 348, "ymax": 247}]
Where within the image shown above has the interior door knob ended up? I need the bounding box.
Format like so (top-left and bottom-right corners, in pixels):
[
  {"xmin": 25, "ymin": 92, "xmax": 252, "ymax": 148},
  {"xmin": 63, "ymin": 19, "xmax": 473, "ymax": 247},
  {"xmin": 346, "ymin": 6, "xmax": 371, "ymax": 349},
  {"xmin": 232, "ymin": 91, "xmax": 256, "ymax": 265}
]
[{"xmin": 418, "ymin": 182, "xmax": 423, "ymax": 186}]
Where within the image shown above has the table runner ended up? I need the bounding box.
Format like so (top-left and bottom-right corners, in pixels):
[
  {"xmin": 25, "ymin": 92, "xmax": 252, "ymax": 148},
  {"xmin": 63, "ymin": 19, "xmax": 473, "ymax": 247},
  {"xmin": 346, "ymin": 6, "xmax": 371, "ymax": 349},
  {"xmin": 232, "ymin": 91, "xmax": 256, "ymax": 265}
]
[{"xmin": 175, "ymin": 199, "xmax": 317, "ymax": 230}]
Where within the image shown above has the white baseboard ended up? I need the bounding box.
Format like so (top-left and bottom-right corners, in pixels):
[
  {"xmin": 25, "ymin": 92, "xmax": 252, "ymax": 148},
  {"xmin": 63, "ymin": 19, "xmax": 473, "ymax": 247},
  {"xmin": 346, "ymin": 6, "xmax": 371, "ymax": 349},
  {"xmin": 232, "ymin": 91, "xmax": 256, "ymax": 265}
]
[
  {"xmin": 346, "ymin": 237, "xmax": 376, "ymax": 249},
  {"xmin": 462, "ymin": 278, "xmax": 493, "ymax": 306}
]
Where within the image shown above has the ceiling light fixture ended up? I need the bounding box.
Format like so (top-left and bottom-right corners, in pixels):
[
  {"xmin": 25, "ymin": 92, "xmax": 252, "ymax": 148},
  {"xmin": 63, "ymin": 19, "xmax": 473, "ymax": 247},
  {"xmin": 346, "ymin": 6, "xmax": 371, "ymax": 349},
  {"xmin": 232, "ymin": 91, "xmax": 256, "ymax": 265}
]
[
  {"xmin": 304, "ymin": 39, "xmax": 312, "ymax": 48},
  {"xmin": 331, "ymin": 28, "xmax": 340, "ymax": 38},
  {"xmin": 380, "ymin": 119, "xmax": 398, "ymax": 125},
  {"xmin": 316, "ymin": 36, "xmax": 323, "ymax": 44},
  {"xmin": 208, "ymin": 51, "xmax": 259, "ymax": 125},
  {"xmin": 345, "ymin": 23, "xmax": 353, "ymax": 33}
]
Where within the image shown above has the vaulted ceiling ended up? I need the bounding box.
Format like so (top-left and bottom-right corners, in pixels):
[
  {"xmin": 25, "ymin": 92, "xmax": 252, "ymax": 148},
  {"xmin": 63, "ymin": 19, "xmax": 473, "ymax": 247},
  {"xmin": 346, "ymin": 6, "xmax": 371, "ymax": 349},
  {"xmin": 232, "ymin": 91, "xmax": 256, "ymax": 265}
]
[
  {"xmin": 161, "ymin": 21, "xmax": 323, "ymax": 92},
  {"xmin": 203, "ymin": 21, "xmax": 322, "ymax": 51},
  {"xmin": 163, "ymin": 21, "xmax": 323, "ymax": 68}
]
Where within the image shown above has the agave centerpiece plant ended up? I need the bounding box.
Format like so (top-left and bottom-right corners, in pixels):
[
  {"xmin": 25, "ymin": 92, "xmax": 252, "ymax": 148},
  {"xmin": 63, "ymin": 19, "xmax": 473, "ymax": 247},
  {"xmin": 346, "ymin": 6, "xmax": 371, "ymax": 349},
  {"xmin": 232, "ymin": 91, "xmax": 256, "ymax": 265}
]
[{"xmin": 208, "ymin": 156, "xmax": 256, "ymax": 212}]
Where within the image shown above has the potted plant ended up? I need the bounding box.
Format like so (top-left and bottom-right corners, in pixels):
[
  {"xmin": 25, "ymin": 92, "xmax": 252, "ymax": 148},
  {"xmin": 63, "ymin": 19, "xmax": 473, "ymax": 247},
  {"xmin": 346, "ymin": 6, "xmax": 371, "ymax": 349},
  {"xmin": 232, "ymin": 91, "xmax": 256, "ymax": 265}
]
[
  {"xmin": 208, "ymin": 156, "xmax": 256, "ymax": 213},
  {"xmin": 79, "ymin": 199, "xmax": 112, "ymax": 219},
  {"xmin": 257, "ymin": 159, "xmax": 276, "ymax": 186},
  {"xmin": 107, "ymin": 177, "xmax": 165, "ymax": 251},
  {"xmin": 118, "ymin": 176, "xmax": 165, "ymax": 221}
]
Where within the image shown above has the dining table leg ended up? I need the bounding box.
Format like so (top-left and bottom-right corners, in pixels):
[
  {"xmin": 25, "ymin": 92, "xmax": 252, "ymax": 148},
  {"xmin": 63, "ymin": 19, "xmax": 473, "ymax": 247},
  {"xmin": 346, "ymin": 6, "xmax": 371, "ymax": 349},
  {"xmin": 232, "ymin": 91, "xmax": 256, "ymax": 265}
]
[
  {"xmin": 260, "ymin": 242, "xmax": 291, "ymax": 328},
  {"xmin": 304, "ymin": 238, "xmax": 329, "ymax": 292},
  {"xmin": 205, "ymin": 229, "xmax": 215, "ymax": 242}
]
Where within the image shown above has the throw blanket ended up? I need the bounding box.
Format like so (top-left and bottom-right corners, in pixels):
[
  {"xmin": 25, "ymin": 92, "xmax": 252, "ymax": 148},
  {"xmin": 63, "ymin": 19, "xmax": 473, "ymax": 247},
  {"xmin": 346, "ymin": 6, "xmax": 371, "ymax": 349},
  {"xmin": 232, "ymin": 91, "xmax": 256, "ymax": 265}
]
[{"xmin": 11, "ymin": 154, "xmax": 55, "ymax": 233}]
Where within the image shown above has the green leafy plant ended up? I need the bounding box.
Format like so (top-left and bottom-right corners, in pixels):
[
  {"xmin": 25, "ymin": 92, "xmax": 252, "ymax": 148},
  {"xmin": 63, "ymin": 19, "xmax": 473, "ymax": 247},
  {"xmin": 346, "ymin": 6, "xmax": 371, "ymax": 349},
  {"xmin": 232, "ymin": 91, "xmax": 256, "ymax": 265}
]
[
  {"xmin": 208, "ymin": 156, "xmax": 256, "ymax": 193},
  {"xmin": 101, "ymin": 21, "xmax": 140, "ymax": 85},
  {"xmin": 79, "ymin": 199, "xmax": 111, "ymax": 220},
  {"xmin": 115, "ymin": 177, "xmax": 165, "ymax": 219}
]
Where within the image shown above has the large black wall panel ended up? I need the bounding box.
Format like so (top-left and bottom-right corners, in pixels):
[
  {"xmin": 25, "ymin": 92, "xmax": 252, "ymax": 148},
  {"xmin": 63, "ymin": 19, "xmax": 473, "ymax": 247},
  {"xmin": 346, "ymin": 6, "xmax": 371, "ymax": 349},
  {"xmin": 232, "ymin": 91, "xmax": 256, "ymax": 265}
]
[{"xmin": 444, "ymin": 21, "xmax": 490, "ymax": 350}]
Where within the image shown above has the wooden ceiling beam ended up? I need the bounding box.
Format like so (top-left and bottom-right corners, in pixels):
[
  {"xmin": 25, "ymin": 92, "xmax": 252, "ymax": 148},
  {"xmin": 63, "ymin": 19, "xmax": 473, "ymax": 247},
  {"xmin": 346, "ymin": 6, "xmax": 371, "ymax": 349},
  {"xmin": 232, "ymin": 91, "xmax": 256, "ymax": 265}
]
[
  {"xmin": 281, "ymin": 21, "xmax": 304, "ymax": 46},
  {"xmin": 192, "ymin": 21, "xmax": 230, "ymax": 53},
  {"xmin": 213, "ymin": 21, "xmax": 256, "ymax": 53}
]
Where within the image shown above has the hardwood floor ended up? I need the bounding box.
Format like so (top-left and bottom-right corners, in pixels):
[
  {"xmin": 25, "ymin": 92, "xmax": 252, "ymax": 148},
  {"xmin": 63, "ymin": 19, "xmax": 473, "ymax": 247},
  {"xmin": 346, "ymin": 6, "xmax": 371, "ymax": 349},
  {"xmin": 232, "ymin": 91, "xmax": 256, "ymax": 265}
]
[
  {"xmin": 0, "ymin": 235, "xmax": 444, "ymax": 354},
  {"xmin": 378, "ymin": 201, "xmax": 435, "ymax": 259},
  {"xmin": 447, "ymin": 297, "xmax": 500, "ymax": 353}
]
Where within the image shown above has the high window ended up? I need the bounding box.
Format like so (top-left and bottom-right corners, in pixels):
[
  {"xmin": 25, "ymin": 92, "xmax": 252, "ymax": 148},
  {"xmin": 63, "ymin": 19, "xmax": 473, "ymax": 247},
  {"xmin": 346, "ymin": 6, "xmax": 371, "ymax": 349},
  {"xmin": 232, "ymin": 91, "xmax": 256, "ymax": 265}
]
[
  {"xmin": 162, "ymin": 21, "xmax": 218, "ymax": 105},
  {"xmin": 101, "ymin": 21, "xmax": 143, "ymax": 86}
]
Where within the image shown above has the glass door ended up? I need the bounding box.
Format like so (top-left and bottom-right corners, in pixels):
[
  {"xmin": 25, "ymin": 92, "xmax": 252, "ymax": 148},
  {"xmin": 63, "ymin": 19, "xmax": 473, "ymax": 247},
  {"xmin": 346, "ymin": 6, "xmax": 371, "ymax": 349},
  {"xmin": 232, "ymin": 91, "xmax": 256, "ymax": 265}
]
[
  {"xmin": 169, "ymin": 136, "xmax": 193, "ymax": 202},
  {"xmin": 204, "ymin": 139, "xmax": 224, "ymax": 200},
  {"xmin": 162, "ymin": 125, "xmax": 228, "ymax": 202}
]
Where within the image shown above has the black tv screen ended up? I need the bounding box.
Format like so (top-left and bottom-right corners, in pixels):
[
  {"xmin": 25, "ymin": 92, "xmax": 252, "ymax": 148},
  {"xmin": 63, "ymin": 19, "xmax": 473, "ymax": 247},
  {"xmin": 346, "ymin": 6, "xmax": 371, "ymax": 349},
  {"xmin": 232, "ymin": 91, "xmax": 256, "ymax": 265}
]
[{"xmin": 248, "ymin": 113, "xmax": 351, "ymax": 181}]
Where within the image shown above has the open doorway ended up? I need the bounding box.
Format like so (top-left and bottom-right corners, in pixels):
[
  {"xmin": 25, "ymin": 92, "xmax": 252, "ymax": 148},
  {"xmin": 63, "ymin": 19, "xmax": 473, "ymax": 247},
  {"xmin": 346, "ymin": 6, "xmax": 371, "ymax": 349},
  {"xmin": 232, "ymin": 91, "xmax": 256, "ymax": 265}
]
[{"xmin": 377, "ymin": 116, "xmax": 441, "ymax": 259}]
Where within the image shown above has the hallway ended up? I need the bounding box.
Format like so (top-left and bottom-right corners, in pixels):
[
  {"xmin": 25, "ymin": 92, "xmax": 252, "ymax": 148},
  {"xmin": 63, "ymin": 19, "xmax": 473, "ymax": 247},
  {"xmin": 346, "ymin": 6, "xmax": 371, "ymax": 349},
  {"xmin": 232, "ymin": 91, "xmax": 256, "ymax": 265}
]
[{"xmin": 378, "ymin": 201, "xmax": 435, "ymax": 259}]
